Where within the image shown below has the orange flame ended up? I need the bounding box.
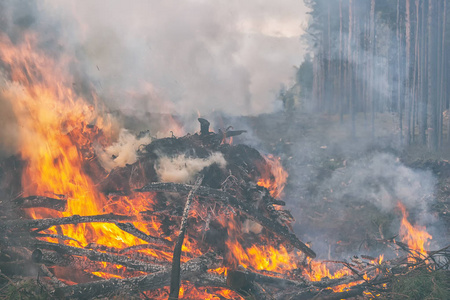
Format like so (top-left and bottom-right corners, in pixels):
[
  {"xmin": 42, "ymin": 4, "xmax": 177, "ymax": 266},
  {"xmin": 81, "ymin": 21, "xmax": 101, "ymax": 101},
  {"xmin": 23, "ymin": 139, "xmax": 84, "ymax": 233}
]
[
  {"xmin": 397, "ymin": 202, "xmax": 432, "ymax": 258},
  {"xmin": 257, "ymin": 154, "xmax": 288, "ymax": 198},
  {"xmin": 0, "ymin": 30, "xmax": 373, "ymax": 299},
  {"xmin": 302, "ymin": 259, "xmax": 351, "ymax": 282},
  {"xmin": 0, "ymin": 32, "xmax": 178, "ymax": 262}
]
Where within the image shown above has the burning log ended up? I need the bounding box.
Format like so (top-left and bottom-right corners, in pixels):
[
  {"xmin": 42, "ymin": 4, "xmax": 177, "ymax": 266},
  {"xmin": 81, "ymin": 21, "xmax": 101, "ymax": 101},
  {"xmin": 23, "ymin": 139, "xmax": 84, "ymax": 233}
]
[
  {"xmin": 53, "ymin": 252, "xmax": 220, "ymax": 299},
  {"xmin": 114, "ymin": 222, "xmax": 172, "ymax": 248},
  {"xmin": 9, "ymin": 195, "xmax": 67, "ymax": 212},
  {"xmin": 198, "ymin": 118, "xmax": 211, "ymax": 136},
  {"xmin": 135, "ymin": 182, "xmax": 317, "ymax": 258},
  {"xmin": 0, "ymin": 213, "xmax": 136, "ymax": 231},
  {"xmin": 169, "ymin": 174, "xmax": 204, "ymax": 299},
  {"xmin": 227, "ymin": 269, "xmax": 275, "ymax": 300},
  {"xmin": 32, "ymin": 241, "xmax": 167, "ymax": 273}
]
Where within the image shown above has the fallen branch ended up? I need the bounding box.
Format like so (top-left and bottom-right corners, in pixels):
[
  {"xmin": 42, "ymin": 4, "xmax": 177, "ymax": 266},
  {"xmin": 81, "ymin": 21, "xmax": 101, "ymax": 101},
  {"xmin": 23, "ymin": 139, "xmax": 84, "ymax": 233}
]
[
  {"xmin": 53, "ymin": 252, "xmax": 219, "ymax": 299},
  {"xmin": 0, "ymin": 213, "xmax": 136, "ymax": 231},
  {"xmin": 135, "ymin": 182, "xmax": 316, "ymax": 258},
  {"xmin": 232, "ymin": 267, "xmax": 307, "ymax": 289},
  {"xmin": 32, "ymin": 241, "xmax": 166, "ymax": 273},
  {"xmin": 32, "ymin": 249, "xmax": 128, "ymax": 277},
  {"xmin": 169, "ymin": 174, "xmax": 204, "ymax": 300},
  {"xmin": 115, "ymin": 222, "xmax": 172, "ymax": 248},
  {"xmin": 9, "ymin": 196, "xmax": 67, "ymax": 212}
]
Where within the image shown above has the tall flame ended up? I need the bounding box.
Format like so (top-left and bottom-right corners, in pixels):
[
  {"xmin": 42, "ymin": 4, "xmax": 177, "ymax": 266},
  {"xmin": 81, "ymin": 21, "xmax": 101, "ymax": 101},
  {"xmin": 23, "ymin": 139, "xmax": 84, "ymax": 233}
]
[
  {"xmin": 398, "ymin": 202, "xmax": 432, "ymax": 258},
  {"xmin": 0, "ymin": 32, "xmax": 160, "ymax": 250}
]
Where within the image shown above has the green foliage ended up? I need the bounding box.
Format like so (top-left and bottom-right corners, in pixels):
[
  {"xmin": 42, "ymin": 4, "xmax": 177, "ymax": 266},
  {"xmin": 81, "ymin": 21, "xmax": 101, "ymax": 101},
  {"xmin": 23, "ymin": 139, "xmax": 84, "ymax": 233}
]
[
  {"xmin": 388, "ymin": 268, "xmax": 450, "ymax": 300},
  {"xmin": 296, "ymin": 54, "xmax": 313, "ymax": 98}
]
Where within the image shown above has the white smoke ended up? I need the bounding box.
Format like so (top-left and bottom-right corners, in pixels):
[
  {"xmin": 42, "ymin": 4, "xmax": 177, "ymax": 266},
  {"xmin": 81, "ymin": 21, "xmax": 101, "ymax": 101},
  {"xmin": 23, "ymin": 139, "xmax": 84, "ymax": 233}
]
[
  {"xmin": 41, "ymin": 0, "xmax": 309, "ymax": 116},
  {"xmin": 155, "ymin": 152, "xmax": 226, "ymax": 183},
  {"xmin": 96, "ymin": 129, "xmax": 152, "ymax": 171},
  {"xmin": 319, "ymin": 153, "xmax": 436, "ymax": 213}
]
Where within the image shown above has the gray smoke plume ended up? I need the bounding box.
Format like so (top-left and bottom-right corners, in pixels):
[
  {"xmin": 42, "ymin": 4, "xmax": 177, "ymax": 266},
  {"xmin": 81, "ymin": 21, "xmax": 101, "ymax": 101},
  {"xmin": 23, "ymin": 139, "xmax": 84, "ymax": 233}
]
[
  {"xmin": 43, "ymin": 0, "xmax": 309, "ymax": 116},
  {"xmin": 318, "ymin": 153, "xmax": 436, "ymax": 213},
  {"xmin": 0, "ymin": 0, "xmax": 309, "ymax": 158}
]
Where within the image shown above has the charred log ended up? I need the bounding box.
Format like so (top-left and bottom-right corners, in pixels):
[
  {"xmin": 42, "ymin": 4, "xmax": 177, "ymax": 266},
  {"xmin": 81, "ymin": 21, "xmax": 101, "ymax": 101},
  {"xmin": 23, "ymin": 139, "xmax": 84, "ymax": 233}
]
[
  {"xmin": 53, "ymin": 252, "xmax": 219, "ymax": 299},
  {"xmin": 32, "ymin": 241, "xmax": 167, "ymax": 273},
  {"xmin": 169, "ymin": 174, "xmax": 204, "ymax": 299},
  {"xmin": 115, "ymin": 222, "xmax": 171, "ymax": 248},
  {"xmin": 10, "ymin": 196, "xmax": 67, "ymax": 211},
  {"xmin": 0, "ymin": 213, "xmax": 136, "ymax": 231}
]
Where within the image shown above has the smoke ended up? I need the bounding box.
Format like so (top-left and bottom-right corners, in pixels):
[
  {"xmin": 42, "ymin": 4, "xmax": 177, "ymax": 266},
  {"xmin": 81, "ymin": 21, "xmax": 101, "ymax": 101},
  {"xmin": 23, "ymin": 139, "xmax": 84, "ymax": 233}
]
[
  {"xmin": 0, "ymin": 79, "xmax": 20, "ymax": 158},
  {"xmin": 318, "ymin": 153, "xmax": 436, "ymax": 213},
  {"xmin": 41, "ymin": 0, "xmax": 308, "ymax": 117},
  {"xmin": 155, "ymin": 152, "xmax": 226, "ymax": 183},
  {"xmin": 96, "ymin": 129, "xmax": 152, "ymax": 172},
  {"xmin": 0, "ymin": 0, "xmax": 309, "ymax": 158}
]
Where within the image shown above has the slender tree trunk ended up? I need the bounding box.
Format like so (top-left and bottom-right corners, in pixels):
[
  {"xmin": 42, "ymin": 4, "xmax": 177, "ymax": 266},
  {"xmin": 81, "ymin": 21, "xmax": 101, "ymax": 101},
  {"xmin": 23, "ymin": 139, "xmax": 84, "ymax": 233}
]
[
  {"xmin": 370, "ymin": 0, "xmax": 376, "ymax": 137},
  {"xmin": 406, "ymin": 0, "xmax": 411, "ymax": 145},
  {"xmin": 339, "ymin": 0, "xmax": 344, "ymax": 123},
  {"xmin": 427, "ymin": 0, "xmax": 438, "ymax": 150},
  {"xmin": 412, "ymin": 0, "xmax": 420, "ymax": 143},
  {"xmin": 420, "ymin": 0, "xmax": 428, "ymax": 145},
  {"xmin": 349, "ymin": 0, "xmax": 355, "ymax": 138},
  {"xmin": 438, "ymin": 1, "xmax": 445, "ymax": 148},
  {"xmin": 327, "ymin": 4, "xmax": 332, "ymax": 113},
  {"xmin": 397, "ymin": 0, "xmax": 403, "ymax": 145}
]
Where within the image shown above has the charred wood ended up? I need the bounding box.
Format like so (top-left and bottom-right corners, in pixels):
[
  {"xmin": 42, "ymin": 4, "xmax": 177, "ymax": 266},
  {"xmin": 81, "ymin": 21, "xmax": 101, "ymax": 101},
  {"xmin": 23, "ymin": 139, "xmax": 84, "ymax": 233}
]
[
  {"xmin": 0, "ymin": 213, "xmax": 136, "ymax": 231},
  {"xmin": 227, "ymin": 269, "xmax": 275, "ymax": 300},
  {"xmin": 32, "ymin": 241, "xmax": 166, "ymax": 273},
  {"xmin": 231, "ymin": 267, "xmax": 308, "ymax": 289},
  {"xmin": 169, "ymin": 174, "xmax": 204, "ymax": 299},
  {"xmin": 9, "ymin": 196, "xmax": 67, "ymax": 212},
  {"xmin": 53, "ymin": 252, "xmax": 219, "ymax": 299},
  {"xmin": 135, "ymin": 182, "xmax": 316, "ymax": 258},
  {"xmin": 114, "ymin": 222, "xmax": 171, "ymax": 248}
]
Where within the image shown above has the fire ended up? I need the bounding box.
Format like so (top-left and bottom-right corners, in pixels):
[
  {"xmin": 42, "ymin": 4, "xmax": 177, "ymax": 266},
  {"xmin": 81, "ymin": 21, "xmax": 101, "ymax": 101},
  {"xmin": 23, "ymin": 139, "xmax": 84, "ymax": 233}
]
[
  {"xmin": 0, "ymin": 32, "xmax": 174, "ymax": 261},
  {"xmin": 257, "ymin": 154, "xmax": 288, "ymax": 198},
  {"xmin": 303, "ymin": 259, "xmax": 351, "ymax": 282},
  {"xmin": 1, "ymin": 28, "xmax": 394, "ymax": 299},
  {"xmin": 227, "ymin": 241, "xmax": 299, "ymax": 272},
  {"xmin": 0, "ymin": 30, "xmax": 293, "ymax": 299},
  {"xmin": 397, "ymin": 202, "xmax": 432, "ymax": 258},
  {"xmin": 153, "ymin": 285, "xmax": 241, "ymax": 300}
]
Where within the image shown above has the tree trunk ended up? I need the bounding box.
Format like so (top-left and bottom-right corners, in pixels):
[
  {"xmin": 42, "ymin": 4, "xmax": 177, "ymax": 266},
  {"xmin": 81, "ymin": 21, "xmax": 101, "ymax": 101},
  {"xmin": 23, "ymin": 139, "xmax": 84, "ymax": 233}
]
[
  {"xmin": 427, "ymin": 0, "xmax": 438, "ymax": 150},
  {"xmin": 397, "ymin": 0, "xmax": 403, "ymax": 145},
  {"xmin": 420, "ymin": 0, "xmax": 428, "ymax": 145},
  {"xmin": 406, "ymin": 0, "xmax": 411, "ymax": 144},
  {"xmin": 339, "ymin": 0, "xmax": 344, "ymax": 123},
  {"xmin": 349, "ymin": 0, "xmax": 355, "ymax": 138},
  {"xmin": 370, "ymin": 0, "xmax": 376, "ymax": 137}
]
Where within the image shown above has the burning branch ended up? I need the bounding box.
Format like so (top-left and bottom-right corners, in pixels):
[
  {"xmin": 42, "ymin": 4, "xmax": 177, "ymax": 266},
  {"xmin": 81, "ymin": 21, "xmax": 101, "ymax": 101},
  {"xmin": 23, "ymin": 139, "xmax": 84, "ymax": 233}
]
[
  {"xmin": 53, "ymin": 252, "xmax": 219, "ymax": 299},
  {"xmin": 0, "ymin": 213, "xmax": 136, "ymax": 231},
  {"xmin": 136, "ymin": 182, "xmax": 316, "ymax": 258},
  {"xmin": 10, "ymin": 195, "xmax": 67, "ymax": 212},
  {"xmin": 169, "ymin": 174, "xmax": 204, "ymax": 299}
]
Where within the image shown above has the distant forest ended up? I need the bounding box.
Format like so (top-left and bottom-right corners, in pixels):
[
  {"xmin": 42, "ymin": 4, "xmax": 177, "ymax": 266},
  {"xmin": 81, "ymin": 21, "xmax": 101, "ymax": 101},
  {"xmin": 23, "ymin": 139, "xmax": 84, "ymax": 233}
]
[{"xmin": 288, "ymin": 0, "xmax": 450, "ymax": 150}]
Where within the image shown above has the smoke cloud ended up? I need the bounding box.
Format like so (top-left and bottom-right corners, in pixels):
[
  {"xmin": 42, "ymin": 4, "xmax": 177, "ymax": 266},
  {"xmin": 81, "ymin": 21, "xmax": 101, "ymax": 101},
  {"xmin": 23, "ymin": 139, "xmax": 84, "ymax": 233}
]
[
  {"xmin": 96, "ymin": 129, "xmax": 152, "ymax": 172},
  {"xmin": 318, "ymin": 153, "xmax": 436, "ymax": 213},
  {"xmin": 43, "ymin": 0, "xmax": 309, "ymax": 116},
  {"xmin": 155, "ymin": 152, "xmax": 226, "ymax": 183},
  {"xmin": 0, "ymin": 0, "xmax": 309, "ymax": 158}
]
